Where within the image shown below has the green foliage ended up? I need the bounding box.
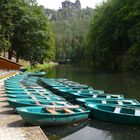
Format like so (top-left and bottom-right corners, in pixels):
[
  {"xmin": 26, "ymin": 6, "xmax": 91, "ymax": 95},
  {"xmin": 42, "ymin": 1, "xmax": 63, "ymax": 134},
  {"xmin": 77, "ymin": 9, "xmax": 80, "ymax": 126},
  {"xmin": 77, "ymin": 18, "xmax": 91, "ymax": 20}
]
[
  {"xmin": 26, "ymin": 62, "xmax": 58, "ymax": 72},
  {"xmin": 87, "ymin": 0, "xmax": 140, "ymax": 72},
  {"xmin": 46, "ymin": 8, "xmax": 93, "ymax": 63},
  {"xmin": 0, "ymin": 0, "xmax": 16, "ymax": 53},
  {"xmin": 0, "ymin": 0, "xmax": 55, "ymax": 65}
]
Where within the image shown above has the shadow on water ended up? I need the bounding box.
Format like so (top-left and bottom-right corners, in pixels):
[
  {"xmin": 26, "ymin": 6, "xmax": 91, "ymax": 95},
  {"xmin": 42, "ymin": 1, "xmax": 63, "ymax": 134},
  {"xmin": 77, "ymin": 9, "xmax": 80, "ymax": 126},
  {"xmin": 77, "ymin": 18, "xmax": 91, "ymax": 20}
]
[
  {"xmin": 42, "ymin": 65, "xmax": 140, "ymax": 140},
  {"xmin": 42, "ymin": 119, "xmax": 140, "ymax": 140},
  {"xmin": 42, "ymin": 120, "xmax": 89, "ymax": 140}
]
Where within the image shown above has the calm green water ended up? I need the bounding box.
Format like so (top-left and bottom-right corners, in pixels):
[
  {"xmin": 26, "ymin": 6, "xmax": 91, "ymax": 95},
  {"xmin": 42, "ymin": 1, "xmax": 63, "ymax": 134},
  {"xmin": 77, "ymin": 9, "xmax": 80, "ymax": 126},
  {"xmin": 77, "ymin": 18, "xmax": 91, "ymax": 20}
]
[{"xmin": 42, "ymin": 65, "xmax": 140, "ymax": 140}]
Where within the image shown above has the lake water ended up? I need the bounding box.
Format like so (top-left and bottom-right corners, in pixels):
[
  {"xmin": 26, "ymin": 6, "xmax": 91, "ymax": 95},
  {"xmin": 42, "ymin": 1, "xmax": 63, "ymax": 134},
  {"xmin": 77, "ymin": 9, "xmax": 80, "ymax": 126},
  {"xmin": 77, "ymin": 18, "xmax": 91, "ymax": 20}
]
[{"xmin": 42, "ymin": 65, "xmax": 140, "ymax": 140}]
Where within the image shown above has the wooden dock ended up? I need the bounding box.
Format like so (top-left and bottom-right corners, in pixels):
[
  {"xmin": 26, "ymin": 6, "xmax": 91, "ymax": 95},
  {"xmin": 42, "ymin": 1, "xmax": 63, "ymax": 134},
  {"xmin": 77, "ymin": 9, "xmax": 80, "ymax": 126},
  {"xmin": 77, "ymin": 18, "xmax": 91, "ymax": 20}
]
[{"xmin": 0, "ymin": 76, "xmax": 48, "ymax": 140}]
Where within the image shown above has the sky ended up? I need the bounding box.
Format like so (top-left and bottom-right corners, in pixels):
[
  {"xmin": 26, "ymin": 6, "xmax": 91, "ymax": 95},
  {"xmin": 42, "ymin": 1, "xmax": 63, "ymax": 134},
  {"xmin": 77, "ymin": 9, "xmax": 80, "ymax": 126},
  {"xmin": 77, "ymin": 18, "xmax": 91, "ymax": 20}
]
[{"xmin": 37, "ymin": 0, "xmax": 105, "ymax": 9}]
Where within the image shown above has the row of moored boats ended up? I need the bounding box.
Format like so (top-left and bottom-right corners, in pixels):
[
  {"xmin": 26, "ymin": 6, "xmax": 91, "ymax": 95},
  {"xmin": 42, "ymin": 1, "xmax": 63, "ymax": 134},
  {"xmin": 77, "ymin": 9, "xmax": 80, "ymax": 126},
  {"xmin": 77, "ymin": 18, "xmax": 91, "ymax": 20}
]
[{"xmin": 5, "ymin": 73, "xmax": 140, "ymax": 125}]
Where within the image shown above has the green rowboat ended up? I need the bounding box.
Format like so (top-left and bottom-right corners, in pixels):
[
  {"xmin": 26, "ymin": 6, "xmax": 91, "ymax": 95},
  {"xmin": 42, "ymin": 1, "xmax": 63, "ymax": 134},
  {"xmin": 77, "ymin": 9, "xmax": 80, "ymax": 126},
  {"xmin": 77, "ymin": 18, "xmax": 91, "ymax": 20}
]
[
  {"xmin": 67, "ymin": 93, "xmax": 124, "ymax": 101},
  {"xmin": 8, "ymin": 99, "xmax": 70, "ymax": 108},
  {"xmin": 17, "ymin": 106, "xmax": 90, "ymax": 125},
  {"xmin": 86, "ymin": 104, "xmax": 140, "ymax": 125},
  {"xmin": 77, "ymin": 98, "xmax": 140, "ymax": 106}
]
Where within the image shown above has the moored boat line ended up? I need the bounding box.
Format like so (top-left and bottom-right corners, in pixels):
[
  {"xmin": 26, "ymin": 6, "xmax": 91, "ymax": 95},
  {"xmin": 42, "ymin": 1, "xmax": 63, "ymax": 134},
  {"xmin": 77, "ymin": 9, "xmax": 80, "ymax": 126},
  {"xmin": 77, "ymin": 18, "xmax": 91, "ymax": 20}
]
[
  {"xmin": 38, "ymin": 77, "xmax": 140, "ymax": 125},
  {"xmin": 4, "ymin": 73, "xmax": 140, "ymax": 125},
  {"xmin": 5, "ymin": 73, "xmax": 90, "ymax": 125}
]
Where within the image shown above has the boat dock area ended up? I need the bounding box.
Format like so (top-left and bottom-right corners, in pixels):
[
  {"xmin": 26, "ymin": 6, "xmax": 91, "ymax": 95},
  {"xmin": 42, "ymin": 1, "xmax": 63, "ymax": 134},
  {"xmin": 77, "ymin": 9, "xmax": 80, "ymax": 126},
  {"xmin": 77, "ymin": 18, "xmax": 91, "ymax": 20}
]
[{"xmin": 0, "ymin": 77, "xmax": 48, "ymax": 140}]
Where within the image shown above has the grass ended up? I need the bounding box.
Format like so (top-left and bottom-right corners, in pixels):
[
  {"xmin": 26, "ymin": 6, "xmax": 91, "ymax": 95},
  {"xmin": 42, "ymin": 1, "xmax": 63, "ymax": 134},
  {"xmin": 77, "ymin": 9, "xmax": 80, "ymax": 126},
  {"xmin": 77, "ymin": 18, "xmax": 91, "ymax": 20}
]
[
  {"xmin": 19, "ymin": 60, "xmax": 30, "ymax": 67},
  {"xmin": 26, "ymin": 62, "xmax": 58, "ymax": 72}
]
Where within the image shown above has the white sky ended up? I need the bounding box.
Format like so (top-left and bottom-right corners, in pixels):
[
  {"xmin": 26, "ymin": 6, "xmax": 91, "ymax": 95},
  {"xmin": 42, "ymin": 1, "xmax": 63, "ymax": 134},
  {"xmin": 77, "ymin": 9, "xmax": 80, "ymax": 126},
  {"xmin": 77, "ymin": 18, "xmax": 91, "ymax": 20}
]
[{"xmin": 37, "ymin": 0, "xmax": 105, "ymax": 9}]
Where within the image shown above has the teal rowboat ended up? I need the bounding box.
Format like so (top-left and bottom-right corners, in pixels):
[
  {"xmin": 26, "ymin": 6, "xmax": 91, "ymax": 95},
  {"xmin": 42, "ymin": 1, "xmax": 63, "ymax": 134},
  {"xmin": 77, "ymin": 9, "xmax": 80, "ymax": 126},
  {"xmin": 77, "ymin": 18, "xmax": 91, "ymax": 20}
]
[
  {"xmin": 27, "ymin": 71, "xmax": 46, "ymax": 76},
  {"xmin": 7, "ymin": 92, "xmax": 53, "ymax": 98},
  {"xmin": 17, "ymin": 106, "xmax": 90, "ymax": 125},
  {"xmin": 86, "ymin": 104, "xmax": 140, "ymax": 125},
  {"xmin": 57, "ymin": 89, "xmax": 104, "ymax": 98},
  {"xmin": 77, "ymin": 98, "xmax": 140, "ymax": 107},
  {"xmin": 8, "ymin": 99, "xmax": 71, "ymax": 108},
  {"xmin": 63, "ymin": 93, "xmax": 124, "ymax": 102},
  {"xmin": 6, "ymin": 89, "xmax": 47, "ymax": 94},
  {"xmin": 8, "ymin": 94, "xmax": 65, "ymax": 101}
]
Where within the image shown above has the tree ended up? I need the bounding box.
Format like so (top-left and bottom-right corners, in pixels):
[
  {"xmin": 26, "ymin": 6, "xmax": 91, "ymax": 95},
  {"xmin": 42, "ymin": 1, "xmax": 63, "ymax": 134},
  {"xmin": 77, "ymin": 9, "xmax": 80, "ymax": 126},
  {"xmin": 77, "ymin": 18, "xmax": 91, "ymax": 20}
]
[
  {"xmin": 0, "ymin": 0, "xmax": 55, "ymax": 65},
  {"xmin": 87, "ymin": 0, "xmax": 140, "ymax": 72},
  {"xmin": 11, "ymin": 4, "xmax": 55, "ymax": 64},
  {"xmin": 0, "ymin": 0, "xmax": 15, "ymax": 56}
]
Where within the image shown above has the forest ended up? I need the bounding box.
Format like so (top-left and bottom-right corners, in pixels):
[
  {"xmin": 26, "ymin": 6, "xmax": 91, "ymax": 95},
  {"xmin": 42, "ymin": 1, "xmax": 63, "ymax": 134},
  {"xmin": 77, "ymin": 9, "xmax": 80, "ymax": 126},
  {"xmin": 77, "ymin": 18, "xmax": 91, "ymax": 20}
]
[
  {"xmin": 45, "ymin": 7, "xmax": 93, "ymax": 64},
  {"xmin": 87, "ymin": 0, "xmax": 140, "ymax": 72},
  {"xmin": 0, "ymin": 0, "xmax": 55, "ymax": 65},
  {"xmin": 0, "ymin": 0, "xmax": 140, "ymax": 72}
]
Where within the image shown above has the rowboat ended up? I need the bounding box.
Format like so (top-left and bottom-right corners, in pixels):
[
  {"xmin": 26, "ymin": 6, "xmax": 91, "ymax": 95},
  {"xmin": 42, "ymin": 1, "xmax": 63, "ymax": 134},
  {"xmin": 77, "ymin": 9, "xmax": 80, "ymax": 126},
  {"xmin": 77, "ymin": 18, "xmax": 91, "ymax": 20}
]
[
  {"xmin": 5, "ymin": 88, "xmax": 47, "ymax": 94},
  {"xmin": 77, "ymin": 98, "xmax": 140, "ymax": 106},
  {"xmin": 8, "ymin": 99, "xmax": 70, "ymax": 108},
  {"xmin": 7, "ymin": 91, "xmax": 63, "ymax": 97},
  {"xmin": 17, "ymin": 106, "xmax": 90, "ymax": 125},
  {"xmin": 66, "ymin": 93, "xmax": 124, "ymax": 101},
  {"xmin": 86, "ymin": 104, "xmax": 140, "ymax": 125},
  {"xmin": 6, "ymin": 87, "xmax": 51, "ymax": 94},
  {"xmin": 39, "ymin": 78, "xmax": 91, "ymax": 90},
  {"xmin": 7, "ymin": 92, "xmax": 55, "ymax": 98},
  {"xmin": 5, "ymin": 86, "xmax": 46, "ymax": 91},
  {"xmin": 8, "ymin": 94, "xmax": 65, "ymax": 101},
  {"xmin": 57, "ymin": 89, "xmax": 104, "ymax": 98},
  {"xmin": 27, "ymin": 71, "xmax": 46, "ymax": 76}
]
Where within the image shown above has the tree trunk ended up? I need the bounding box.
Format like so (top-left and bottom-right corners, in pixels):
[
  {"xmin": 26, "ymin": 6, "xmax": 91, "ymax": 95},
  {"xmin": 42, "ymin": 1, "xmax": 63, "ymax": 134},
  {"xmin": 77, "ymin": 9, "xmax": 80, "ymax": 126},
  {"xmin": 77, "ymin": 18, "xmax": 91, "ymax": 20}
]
[
  {"xmin": 16, "ymin": 55, "xmax": 19, "ymax": 63},
  {"xmin": 3, "ymin": 50, "xmax": 6, "ymax": 57},
  {"xmin": 8, "ymin": 48, "xmax": 13, "ymax": 60},
  {"xmin": 16, "ymin": 51, "xmax": 19, "ymax": 63}
]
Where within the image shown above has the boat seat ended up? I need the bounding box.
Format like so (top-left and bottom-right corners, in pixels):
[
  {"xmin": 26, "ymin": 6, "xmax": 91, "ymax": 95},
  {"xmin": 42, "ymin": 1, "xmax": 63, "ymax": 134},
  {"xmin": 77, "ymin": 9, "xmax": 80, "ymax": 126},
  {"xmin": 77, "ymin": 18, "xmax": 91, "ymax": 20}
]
[
  {"xmin": 51, "ymin": 102, "xmax": 56, "ymax": 105},
  {"xmin": 38, "ymin": 92, "xmax": 44, "ymax": 96},
  {"xmin": 135, "ymin": 110, "xmax": 140, "ymax": 116},
  {"xmin": 114, "ymin": 107, "xmax": 121, "ymax": 113},
  {"xmin": 26, "ymin": 91, "xmax": 31, "ymax": 95},
  {"xmin": 34, "ymin": 101, "xmax": 41, "ymax": 105},
  {"xmin": 46, "ymin": 108, "xmax": 59, "ymax": 115},
  {"xmin": 30, "ymin": 96, "xmax": 37, "ymax": 100},
  {"xmin": 78, "ymin": 108, "xmax": 84, "ymax": 112},
  {"xmin": 102, "ymin": 101, "xmax": 107, "ymax": 104},
  {"xmin": 92, "ymin": 95, "xmax": 97, "ymax": 98},
  {"xmin": 131, "ymin": 102, "xmax": 137, "ymax": 105},
  {"xmin": 45, "ymin": 97, "xmax": 51, "ymax": 100},
  {"xmin": 64, "ymin": 108, "xmax": 74, "ymax": 114},
  {"xmin": 118, "ymin": 101, "xmax": 123, "ymax": 105},
  {"xmin": 106, "ymin": 96, "xmax": 111, "ymax": 99}
]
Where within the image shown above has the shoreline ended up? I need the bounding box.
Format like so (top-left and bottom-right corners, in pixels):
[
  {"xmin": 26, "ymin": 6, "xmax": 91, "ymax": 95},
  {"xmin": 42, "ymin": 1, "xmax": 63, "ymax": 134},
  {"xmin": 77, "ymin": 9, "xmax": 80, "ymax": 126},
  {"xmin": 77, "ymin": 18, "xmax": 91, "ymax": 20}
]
[{"xmin": 0, "ymin": 73, "xmax": 49, "ymax": 140}]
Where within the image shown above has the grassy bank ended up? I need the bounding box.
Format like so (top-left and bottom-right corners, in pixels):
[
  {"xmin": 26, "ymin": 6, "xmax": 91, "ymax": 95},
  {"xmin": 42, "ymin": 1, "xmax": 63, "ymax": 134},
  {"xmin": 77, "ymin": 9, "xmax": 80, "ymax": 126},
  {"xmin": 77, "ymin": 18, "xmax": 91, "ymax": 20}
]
[{"xmin": 26, "ymin": 62, "xmax": 58, "ymax": 72}]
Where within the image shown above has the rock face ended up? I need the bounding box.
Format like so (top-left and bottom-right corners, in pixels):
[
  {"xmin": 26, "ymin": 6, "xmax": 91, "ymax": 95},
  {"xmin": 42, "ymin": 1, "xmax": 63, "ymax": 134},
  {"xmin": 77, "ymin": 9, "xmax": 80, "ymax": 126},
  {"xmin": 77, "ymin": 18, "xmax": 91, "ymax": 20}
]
[{"xmin": 62, "ymin": 0, "xmax": 81, "ymax": 9}]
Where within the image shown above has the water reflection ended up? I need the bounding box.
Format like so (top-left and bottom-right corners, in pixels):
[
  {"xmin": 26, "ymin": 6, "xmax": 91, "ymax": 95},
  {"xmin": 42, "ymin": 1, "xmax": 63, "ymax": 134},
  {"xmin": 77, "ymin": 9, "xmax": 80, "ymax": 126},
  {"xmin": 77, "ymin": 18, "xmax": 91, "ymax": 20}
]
[
  {"xmin": 43, "ymin": 65, "xmax": 140, "ymax": 140},
  {"xmin": 42, "ymin": 119, "xmax": 140, "ymax": 140},
  {"xmin": 42, "ymin": 121, "xmax": 88, "ymax": 140},
  {"xmin": 62, "ymin": 126, "xmax": 112, "ymax": 140},
  {"xmin": 46, "ymin": 65, "xmax": 140, "ymax": 101},
  {"xmin": 89, "ymin": 119, "xmax": 140, "ymax": 140}
]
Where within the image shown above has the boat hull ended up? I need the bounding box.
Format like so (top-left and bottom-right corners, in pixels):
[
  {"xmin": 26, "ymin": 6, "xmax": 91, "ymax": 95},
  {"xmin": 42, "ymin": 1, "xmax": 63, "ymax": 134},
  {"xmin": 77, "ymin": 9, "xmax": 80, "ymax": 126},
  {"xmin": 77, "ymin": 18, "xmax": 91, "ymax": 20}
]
[
  {"xmin": 87, "ymin": 104, "xmax": 140, "ymax": 125},
  {"xmin": 17, "ymin": 106, "xmax": 90, "ymax": 125}
]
